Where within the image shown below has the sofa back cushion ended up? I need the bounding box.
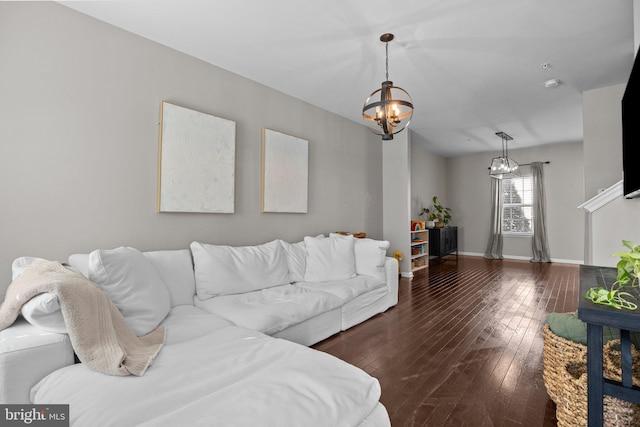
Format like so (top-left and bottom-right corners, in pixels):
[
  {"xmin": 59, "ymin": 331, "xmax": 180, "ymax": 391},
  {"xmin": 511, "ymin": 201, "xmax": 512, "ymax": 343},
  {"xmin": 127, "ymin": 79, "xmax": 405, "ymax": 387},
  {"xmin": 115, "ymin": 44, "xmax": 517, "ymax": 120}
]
[
  {"xmin": 279, "ymin": 240, "xmax": 307, "ymax": 283},
  {"xmin": 88, "ymin": 247, "xmax": 172, "ymax": 336},
  {"xmin": 353, "ymin": 238, "xmax": 390, "ymax": 280},
  {"xmin": 143, "ymin": 249, "xmax": 196, "ymax": 307},
  {"xmin": 191, "ymin": 240, "xmax": 290, "ymax": 300},
  {"xmin": 303, "ymin": 235, "xmax": 356, "ymax": 282},
  {"xmin": 329, "ymin": 234, "xmax": 390, "ymax": 280},
  {"xmin": 69, "ymin": 250, "xmax": 195, "ymax": 307}
]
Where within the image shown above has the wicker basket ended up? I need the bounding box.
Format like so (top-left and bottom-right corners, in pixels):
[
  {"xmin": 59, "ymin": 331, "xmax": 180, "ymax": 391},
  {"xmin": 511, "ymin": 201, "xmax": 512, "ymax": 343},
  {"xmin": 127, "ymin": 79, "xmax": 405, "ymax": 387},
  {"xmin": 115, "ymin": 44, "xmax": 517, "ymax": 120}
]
[
  {"xmin": 555, "ymin": 359, "xmax": 638, "ymax": 427},
  {"xmin": 543, "ymin": 322, "xmax": 587, "ymax": 403},
  {"xmin": 603, "ymin": 339, "xmax": 640, "ymax": 386}
]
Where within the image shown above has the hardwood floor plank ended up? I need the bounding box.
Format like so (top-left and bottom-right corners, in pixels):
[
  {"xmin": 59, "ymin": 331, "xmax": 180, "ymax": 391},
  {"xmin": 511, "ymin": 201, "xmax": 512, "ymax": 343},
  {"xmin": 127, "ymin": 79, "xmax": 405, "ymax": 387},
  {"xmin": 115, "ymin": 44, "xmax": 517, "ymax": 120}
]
[{"xmin": 313, "ymin": 256, "xmax": 580, "ymax": 426}]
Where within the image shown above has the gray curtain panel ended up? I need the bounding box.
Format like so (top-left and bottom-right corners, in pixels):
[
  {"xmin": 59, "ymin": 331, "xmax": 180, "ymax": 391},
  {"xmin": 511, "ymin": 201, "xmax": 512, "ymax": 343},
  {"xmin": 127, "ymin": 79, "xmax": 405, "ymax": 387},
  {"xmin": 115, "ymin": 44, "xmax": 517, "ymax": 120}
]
[
  {"xmin": 531, "ymin": 162, "xmax": 551, "ymax": 262},
  {"xmin": 484, "ymin": 177, "xmax": 503, "ymax": 259}
]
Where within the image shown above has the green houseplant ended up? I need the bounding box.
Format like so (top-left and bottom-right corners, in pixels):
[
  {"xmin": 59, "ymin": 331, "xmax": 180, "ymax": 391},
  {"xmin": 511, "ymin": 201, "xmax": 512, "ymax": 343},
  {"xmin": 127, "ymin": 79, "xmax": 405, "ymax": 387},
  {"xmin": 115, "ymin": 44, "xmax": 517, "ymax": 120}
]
[
  {"xmin": 584, "ymin": 240, "xmax": 640, "ymax": 310},
  {"xmin": 613, "ymin": 240, "xmax": 640, "ymax": 287},
  {"xmin": 419, "ymin": 196, "xmax": 452, "ymax": 228}
]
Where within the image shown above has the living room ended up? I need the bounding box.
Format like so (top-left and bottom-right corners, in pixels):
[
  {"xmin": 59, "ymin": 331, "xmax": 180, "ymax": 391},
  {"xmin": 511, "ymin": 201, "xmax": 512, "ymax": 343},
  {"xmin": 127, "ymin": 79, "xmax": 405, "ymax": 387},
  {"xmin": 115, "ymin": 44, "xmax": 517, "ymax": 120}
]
[
  {"xmin": 3, "ymin": 1, "xmax": 638, "ymax": 297},
  {"xmin": 2, "ymin": 1, "xmax": 640, "ymax": 425}
]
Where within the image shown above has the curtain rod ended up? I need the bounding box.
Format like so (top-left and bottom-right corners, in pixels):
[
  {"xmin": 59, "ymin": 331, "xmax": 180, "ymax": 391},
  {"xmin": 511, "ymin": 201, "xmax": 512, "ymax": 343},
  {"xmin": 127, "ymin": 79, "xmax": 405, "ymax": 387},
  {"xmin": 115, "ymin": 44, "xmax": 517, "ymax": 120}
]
[
  {"xmin": 487, "ymin": 161, "xmax": 550, "ymax": 170},
  {"xmin": 518, "ymin": 161, "xmax": 550, "ymax": 167}
]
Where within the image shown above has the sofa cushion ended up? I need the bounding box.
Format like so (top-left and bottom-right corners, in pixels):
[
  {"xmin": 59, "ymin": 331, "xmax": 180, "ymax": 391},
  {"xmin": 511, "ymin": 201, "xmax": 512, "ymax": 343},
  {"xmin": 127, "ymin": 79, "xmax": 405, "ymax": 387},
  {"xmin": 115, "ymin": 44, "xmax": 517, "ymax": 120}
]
[
  {"xmin": 279, "ymin": 239, "xmax": 307, "ymax": 283},
  {"xmin": 143, "ymin": 249, "xmax": 196, "ymax": 307},
  {"xmin": 161, "ymin": 305, "xmax": 234, "ymax": 345},
  {"xmin": 191, "ymin": 240, "xmax": 290, "ymax": 299},
  {"xmin": 341, "ymin": 286, "xmax": 391, "ymax": 331},
  {"xmin": 303, "ymin": 235, "xmax": 356, "ymax": 282},
  {"xmin": 0, "ymin": 318, "xmax": 74, "ymax": 404},
  {"xmin": 296, "ymin": 275, "xmax": 386, "ymax": 303},
  {"xmin": 194, "ymin": 284, "xmax": 343, "ymax": 335},
  {"xmin": 329, "ymin": 234, "xmax": 390, "ymax": 280},
  {"xmin": 88, "ymin": 247, "xmax": 172, "ymax": 336}
]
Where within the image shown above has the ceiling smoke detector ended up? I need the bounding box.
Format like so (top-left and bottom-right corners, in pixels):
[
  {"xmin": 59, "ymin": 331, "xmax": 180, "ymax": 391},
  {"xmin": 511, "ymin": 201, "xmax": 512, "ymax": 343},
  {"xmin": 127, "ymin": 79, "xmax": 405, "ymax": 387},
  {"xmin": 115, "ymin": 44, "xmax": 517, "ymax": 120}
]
[{"xmin": 544, "ymin": 78, "xmax": 561, "ymax": 88}]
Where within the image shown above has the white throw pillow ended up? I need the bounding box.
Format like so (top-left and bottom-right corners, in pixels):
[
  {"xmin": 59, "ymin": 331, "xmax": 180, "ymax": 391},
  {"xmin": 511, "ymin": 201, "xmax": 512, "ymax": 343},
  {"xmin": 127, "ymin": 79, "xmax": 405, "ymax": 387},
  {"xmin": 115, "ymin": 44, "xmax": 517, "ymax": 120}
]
[
  {"xmin": 279, "ymin": 240, "xmax": 307, "ymax": 283},
  {"xmin": 13, "ymin": 256, "xmax": 67, "ymax": 333},
  {"xmin": 11, "ymin": 256, "xmax": 46, "ymax": 280},
  {"xmin": 21, "ymin": 293, "xmax": 67, "ymax": 334},
  {"xmin": 354, "ymin": 238, "xmax": 390, "ymax": 280},
  {"xmin": 88, "ymin": 247, "xmax": 171, "ymax": 336},
  {"xmin": 303, "ymin": 235, "xmax": 356, "ymax": 282},
  {"xmin": 191, "ymin": 240, "xmax": 291, "ymax": 299},
  {"xmin": 329, "ymin": 234, "xmax": 390, "ymax": 280}
]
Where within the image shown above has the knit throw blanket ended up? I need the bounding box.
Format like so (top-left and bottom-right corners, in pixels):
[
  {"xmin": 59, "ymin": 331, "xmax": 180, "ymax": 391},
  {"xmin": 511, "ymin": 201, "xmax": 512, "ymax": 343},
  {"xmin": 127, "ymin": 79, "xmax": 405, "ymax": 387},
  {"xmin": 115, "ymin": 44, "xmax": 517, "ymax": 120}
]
[{"xmin": 0, "ymin": 260, "xmax": 164, "ymax": 376}]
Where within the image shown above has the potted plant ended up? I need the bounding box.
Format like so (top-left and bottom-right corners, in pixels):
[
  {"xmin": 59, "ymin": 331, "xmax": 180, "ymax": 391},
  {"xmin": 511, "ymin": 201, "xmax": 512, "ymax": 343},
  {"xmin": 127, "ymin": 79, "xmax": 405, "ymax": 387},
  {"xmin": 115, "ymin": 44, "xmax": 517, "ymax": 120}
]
[
  {"xmin": 419, "ymin": 196, "xmax": 452, "ymax": 228},
  {"xmin": 584, "ymin": 240, "xmax": 640, "ymax": 310},
  {"xmin": 612, "ymin": 240, "xmax": 640, "ymax": 287}
]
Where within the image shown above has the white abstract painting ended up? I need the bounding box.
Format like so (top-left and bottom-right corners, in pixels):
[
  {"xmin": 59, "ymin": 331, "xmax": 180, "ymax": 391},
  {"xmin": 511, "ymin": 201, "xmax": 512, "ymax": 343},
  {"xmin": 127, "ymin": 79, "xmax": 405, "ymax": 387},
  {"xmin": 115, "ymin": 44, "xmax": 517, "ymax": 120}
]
[
  {"xmin": 261, "ymin": 128, "xmax": 309, "ymax": 213},
  {"xmin": 158, "ymin": 102, "xmax": 236, "ymax": 213}
]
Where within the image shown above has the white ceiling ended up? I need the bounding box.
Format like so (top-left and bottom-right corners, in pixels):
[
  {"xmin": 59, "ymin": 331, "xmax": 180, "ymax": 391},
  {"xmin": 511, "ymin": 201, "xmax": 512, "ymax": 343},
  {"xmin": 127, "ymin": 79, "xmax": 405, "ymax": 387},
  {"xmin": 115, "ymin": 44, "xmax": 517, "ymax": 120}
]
[{"xmin": 59, "ymin": 0, "xmax": 634, "ymax": 157}]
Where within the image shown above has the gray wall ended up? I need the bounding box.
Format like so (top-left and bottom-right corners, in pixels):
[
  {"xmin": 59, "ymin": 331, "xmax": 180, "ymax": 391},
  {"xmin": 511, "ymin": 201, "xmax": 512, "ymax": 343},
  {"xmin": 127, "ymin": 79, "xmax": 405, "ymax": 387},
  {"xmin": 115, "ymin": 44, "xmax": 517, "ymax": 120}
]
[
  {"xmin": 582, "ymin": 83, "xmax": 640, "ymax": 265},
  {"xmin": 445, "ymin": 142, "xmax": 585, "ymax": 262},
  {"xmin": 582, "ymin": 84, "xmax": 625, "ymax": 199},
  {"xmin": 410, "ymin": 135, "xmax": 448, "ymax": 220},
  {"xmin": 591, "ymin": 196, "xmax": 640, "ymax": 266},
  {"xmin": 0, "ymin": 3, "xmax": 384, "ymax": 297}
]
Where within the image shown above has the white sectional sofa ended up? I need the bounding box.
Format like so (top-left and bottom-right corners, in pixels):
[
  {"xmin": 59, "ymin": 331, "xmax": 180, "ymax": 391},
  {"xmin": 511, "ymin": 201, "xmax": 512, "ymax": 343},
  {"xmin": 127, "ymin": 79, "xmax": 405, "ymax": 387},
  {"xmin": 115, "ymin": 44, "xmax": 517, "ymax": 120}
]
[{"xmin": 0, "ymin": 234, "xmax": 398, "ymax": 426}]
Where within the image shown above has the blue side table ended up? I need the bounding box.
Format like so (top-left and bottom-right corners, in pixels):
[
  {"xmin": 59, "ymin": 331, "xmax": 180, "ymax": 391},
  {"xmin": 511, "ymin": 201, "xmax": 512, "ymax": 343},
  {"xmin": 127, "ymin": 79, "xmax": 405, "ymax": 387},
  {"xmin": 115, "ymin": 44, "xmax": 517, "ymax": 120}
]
[{"xmin": 577, "ymin": 265, "xmax": 640, "ymax": 426}]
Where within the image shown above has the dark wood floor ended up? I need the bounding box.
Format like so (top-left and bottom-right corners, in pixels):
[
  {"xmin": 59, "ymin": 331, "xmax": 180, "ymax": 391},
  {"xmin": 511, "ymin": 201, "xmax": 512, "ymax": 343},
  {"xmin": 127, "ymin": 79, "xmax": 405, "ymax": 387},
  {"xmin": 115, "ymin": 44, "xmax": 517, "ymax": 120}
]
[{"xmin": 313, "ymin": 255, "xmax": 580, "ymax": 426}]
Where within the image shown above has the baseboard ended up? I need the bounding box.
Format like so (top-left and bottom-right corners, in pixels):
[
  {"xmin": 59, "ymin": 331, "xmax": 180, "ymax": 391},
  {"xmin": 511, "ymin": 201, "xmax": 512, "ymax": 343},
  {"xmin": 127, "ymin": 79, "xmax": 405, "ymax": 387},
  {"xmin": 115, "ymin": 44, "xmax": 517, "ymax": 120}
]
[
  {"xmin": 548, "ymin": 258, "xmax": 584, "ymax": 265},
  {"xmin": 458, "ymin": 251, "xmax": 583, "ymax": 265}
]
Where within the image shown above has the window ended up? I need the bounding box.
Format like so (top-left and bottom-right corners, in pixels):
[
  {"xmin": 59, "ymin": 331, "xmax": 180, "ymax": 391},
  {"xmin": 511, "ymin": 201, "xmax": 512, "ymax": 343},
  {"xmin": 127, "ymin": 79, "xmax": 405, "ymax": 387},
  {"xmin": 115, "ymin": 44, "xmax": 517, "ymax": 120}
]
[{"xmin": 502, "ymin": 176, "xmax": 534, "ymax": 235}]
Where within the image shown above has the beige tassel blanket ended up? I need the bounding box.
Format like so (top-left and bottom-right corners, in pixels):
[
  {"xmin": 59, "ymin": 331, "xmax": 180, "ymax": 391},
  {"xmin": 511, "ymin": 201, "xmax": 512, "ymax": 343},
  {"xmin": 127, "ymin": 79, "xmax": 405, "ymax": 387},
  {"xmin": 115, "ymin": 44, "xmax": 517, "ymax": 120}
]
[{"xmin": 0, "ymin": 260, "xmax": 164, "ymax": 376}]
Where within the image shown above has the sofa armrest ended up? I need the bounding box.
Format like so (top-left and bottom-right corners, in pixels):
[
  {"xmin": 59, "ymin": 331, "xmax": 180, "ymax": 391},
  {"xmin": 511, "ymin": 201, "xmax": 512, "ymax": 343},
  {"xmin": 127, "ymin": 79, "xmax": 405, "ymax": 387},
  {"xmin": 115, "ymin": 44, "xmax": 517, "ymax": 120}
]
[
  {"xmin": 384, "ymin": 257, "xmax": 399, "ymax": 307},
  {"xmin": 0, "ymin": 318, "xmax": 74, "ymax": 403}
]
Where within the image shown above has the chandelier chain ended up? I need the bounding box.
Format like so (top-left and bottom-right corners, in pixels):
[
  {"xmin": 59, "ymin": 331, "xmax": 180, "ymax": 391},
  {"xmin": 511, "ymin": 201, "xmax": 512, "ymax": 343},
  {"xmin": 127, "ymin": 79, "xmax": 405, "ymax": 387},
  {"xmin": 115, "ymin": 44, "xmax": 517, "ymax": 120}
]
[{"xmin": 385, "ymin": 42, "xmax": 389, "ymax": 81}]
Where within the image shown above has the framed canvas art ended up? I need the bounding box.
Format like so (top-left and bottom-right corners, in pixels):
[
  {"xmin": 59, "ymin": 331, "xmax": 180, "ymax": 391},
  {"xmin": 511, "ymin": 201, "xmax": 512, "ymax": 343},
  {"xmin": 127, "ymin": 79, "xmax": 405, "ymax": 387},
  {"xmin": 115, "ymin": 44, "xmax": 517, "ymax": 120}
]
[
  {"xmin": 261, "ymin": 128, "xmax": 309, "ymax": 213},
  {"xmin": 158, "ymin": 102, "xmax": 236, "ymax": 213}
]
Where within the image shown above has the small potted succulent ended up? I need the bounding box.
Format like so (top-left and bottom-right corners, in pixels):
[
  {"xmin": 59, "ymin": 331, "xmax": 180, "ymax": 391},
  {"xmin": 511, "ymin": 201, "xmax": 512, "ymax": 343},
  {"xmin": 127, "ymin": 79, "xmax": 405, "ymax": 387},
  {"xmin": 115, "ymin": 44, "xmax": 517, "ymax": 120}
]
[{"xmin": 419, "ymin": 196, "xmax": 452, "ymax": 228}]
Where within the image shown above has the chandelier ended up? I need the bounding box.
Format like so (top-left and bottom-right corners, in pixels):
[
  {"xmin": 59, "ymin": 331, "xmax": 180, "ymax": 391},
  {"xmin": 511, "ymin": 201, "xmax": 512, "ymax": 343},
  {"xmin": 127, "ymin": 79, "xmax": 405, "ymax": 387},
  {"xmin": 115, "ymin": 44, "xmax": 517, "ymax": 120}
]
[
  {"xmin": 362, "ymin": 33, "xmax": 414, "ymax": 140},
  {"xmin": 489, "ymin": 132, "xmax": 520, "ymax": 179}
]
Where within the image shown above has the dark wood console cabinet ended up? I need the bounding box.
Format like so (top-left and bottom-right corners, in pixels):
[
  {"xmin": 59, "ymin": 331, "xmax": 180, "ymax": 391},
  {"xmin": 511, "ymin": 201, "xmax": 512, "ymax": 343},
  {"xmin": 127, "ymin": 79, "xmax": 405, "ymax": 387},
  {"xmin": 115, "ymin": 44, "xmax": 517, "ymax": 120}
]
[{"xmin": 428, "ymin": 226, "xmax": 458, "ymax": 261}]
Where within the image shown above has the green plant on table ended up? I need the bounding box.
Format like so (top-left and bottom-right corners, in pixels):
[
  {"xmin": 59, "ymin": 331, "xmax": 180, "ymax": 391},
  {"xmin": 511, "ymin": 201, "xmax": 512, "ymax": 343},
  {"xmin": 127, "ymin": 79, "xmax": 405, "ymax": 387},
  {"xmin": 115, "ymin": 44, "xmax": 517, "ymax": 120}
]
[
  {"xmin": 584, "ymin": 287, "xmax": 637, "ymax": 310},
  {"xmin": 584, "ymin": 240, "xmax": 640, "ymax": 310},
  {"xmin": 419, "ymin": 196, "xmax": 452, "ymax": 224},
  {"xmin": 612, "ymin": 240, "xmax": 640, "ymax": 287}
]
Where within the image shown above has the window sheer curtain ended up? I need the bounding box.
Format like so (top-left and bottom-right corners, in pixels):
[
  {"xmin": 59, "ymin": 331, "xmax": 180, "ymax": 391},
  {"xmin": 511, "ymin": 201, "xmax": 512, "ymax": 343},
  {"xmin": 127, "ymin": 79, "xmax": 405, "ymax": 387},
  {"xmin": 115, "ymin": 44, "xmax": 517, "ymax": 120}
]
[
  {"xmin": 530, "ymin": 162, "xmax": 551, "ymax": 262},
  {"xmin": 484, "ymin": 177, "xmax": 503, "ymax": 259}
]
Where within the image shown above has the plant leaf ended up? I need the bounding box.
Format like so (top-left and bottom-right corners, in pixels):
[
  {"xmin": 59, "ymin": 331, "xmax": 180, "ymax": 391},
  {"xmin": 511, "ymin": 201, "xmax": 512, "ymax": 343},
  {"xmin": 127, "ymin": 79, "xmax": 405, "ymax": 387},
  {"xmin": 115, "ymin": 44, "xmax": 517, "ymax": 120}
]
[{"xmin": 613, "ymin": 251, "xmax": 640, "ymax": 260}]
